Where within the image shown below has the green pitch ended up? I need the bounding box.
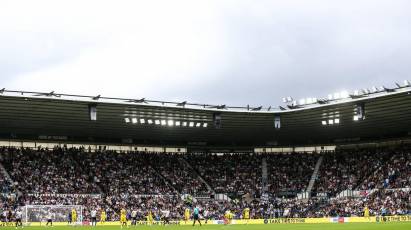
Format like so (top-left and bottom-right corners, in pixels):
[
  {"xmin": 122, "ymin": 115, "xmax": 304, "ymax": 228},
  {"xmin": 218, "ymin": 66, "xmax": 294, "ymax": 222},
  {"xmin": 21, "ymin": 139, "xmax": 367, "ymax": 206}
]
[{"xmin": 4, "ymin": 223, "xmax": 411, "ymax": 230}]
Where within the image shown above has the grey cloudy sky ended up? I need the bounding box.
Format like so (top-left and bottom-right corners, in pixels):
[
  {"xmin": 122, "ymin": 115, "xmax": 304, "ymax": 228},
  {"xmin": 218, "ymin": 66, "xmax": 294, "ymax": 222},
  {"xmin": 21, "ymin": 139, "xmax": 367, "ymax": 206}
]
[{"xmin": 1, "ymin": 0, "xmax": 410, "ymax": 107}]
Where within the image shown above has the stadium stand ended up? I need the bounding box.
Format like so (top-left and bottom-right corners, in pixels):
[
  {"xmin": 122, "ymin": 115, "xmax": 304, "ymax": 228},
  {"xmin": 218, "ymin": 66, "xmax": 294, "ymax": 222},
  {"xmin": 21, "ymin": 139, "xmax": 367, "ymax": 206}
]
[
  {"xmin": 359, "ymin": 148, "xmax": 411, "ymax": 190},
  {"xmin": 266, "ymin": 152, "xmax": 318, "ymax": 196},
  {"xmin": 184, "ymin": 153, "xmax": 263, "ymax": 198},
  {"xmin": 0, "ymin": 145, "xmax": 410, "ymax": 221},
  {"xmin": 149, "ymin": 153, "xmax": 209, "ymax": 195},
  {"xmin": 76, "ymin": 151, "xmax": 176, "ymax": 195},
  {"xmin": 0, "ymin": 147, "xmax": 100, "ymax": 194},
  {"xmin": 313, "ymin": 149, "xmax": 393, "ymax": 197}
]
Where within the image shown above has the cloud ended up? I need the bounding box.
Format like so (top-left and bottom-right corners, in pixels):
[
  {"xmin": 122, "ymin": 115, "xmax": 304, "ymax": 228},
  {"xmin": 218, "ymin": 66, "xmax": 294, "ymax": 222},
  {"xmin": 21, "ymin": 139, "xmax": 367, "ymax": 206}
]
[{"xmin": 1, "ymin": 0, "xmax": 411, "ymax": 106}]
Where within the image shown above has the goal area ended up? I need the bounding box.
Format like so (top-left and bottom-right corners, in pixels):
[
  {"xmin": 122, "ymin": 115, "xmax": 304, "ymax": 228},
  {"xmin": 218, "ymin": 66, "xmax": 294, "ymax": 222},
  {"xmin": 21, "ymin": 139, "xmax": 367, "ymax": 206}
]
[{"xmin": 22, "ymin": 205, "xmax": 84, "ymax": 226}]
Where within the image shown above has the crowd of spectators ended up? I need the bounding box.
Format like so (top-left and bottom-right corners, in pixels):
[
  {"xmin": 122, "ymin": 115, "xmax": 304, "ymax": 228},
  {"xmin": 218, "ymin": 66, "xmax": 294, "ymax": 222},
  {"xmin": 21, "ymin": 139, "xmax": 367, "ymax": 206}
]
[
  {"xmin": 76, "ymin": 151, "xmax": 177, "ymax": 195},
  {"xmin": 313, "ymin": 149, "xmax": 392, "ymax": 196},
  {"xmin": 184, "ymin": 153, "xmax": 263, "ymax": 198},
  {"xmin": 0, "ymin": 147, "xmax": 100, "ymax": 194},
  {"xmin": 360, "ymin": 149, "xmax": 411, "ymax": 190},
  {"xmin": 266, "ymin": 153, "xmax": 317, "ymax": 196},
  {"xmin": 312, "ymin": 189, "xmax": 411, "ymax": 217},
  {"xmin": 0, "ymin": 146, "xmax": 410, "ymax": 221},
  {"xmin": 147, "ymin": 154, "xmax": 209, "ymax": 195}
]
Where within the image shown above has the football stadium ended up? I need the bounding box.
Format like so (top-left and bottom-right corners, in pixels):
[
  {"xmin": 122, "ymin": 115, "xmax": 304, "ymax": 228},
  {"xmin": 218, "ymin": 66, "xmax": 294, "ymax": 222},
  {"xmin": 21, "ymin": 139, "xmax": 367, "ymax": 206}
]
[
  {"xmin": 1, "ymin": 1, "xmax": 411, "ymax": 230},
  {"xmin": 0, "ymin": 85, "xmax": 410, "ymax": 230}
]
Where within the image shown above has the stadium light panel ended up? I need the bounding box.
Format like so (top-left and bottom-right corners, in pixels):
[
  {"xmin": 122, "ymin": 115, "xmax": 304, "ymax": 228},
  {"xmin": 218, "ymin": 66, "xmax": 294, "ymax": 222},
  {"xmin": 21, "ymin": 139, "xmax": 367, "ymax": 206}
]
[
  {"xmin": 147, "ymin": 119, "xmax": 153, "ymax": 124},
  {"xmin": 282, "ymin": 98, "xmax": 287, "ymax": 103},
  {"xmin": 334, "ymin": 118, "xmax": 340, "ymax": 124},
  {"xmin": 175, "ymin": 121, "xmax": 181, "ymax": 126},
  {"xmin": 203, "ymin": 123, "xmax": 208, "ymax": 128},
  {"xmin": 139, "ymin": 118, "xmax": 145, "ymax": 124},
  {"xmin": 161, "ymin": 120, "xmax": 167, "ymax": 126},
  {"xmin": 189, "ymin": 122, "xmax": 194, "ymax": 127},
  {"xmin": 131, "ymin": 118, "xmax": 138, "ymax": 124},
  {"xmin": 196, "ymin": 122, "xmax": 201, "ymax": 127},
  {"xmin": 328, "ymin": 119, "xmax": 334, "ymax": 125},
  {"xmin": 167, "ymin": 120, "xmax": 174, "ymax": 126},
  {"xmin": 89, "ymin": 104, "xmax": 97, "ymax": 121},
  {"xmin": 333, "ymin": 93, "xmax": 340, "ymax": 99},
  {"xmin": 124, "ymin": 117, "xmax": 130, "ymax": 123},
  {"xmin": 182, "ymin": 121, "xmax": 187, "ymax": 127},
  {"xmin": 340, "ymin": 91, "xmax": 349, "ymax": 98},
  {"xmin": 353, "ymin": 115, "xmax": 359, "ymax": 121},
  {"xmin": 322, "ymin": 120, "xmax": 327, "ymax": 125},
  {"xmin": 155, "ymin": 120, "xmax": 160, "ymax": 125}
]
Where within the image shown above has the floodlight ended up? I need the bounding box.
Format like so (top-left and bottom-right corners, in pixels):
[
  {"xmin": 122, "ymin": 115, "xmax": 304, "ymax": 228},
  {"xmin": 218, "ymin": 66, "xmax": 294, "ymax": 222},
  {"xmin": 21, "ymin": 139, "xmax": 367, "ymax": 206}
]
[
  {"xmin": 371, "ymin": 86, "xmax": 378, "ymax": 93},
  {"xmin": 161, "ymin": 120, "xmax": 167, "ymax": 126},
  {"xmin": 340, "ymin": 91, "xmax": 349, "ymax": 98},
  {"xmin": 334, "ymin": 118, "xmax": 340, "ymax": 124},
  {"xmin": 196, "ymin": 122, "xmax": 201, "ymax": 127},
  {"xmin": 328, "ymin": 94, "xmax": 333, "ymax": 100},
  {"xmin": 404, "ymin": 80, "xmax": 410, "ymax": 86},
  {"xmin": 306, "ymin": 98, "xmax": 312, "ymax": 104},
  {"xmin": 167, "ymin": 120, "xmax": 174, "ymax": 126},
  {"xmin": 203, "ymin": 123, "xmax": 208, "ymax": 128},
  {"xmin": 333, "ymin": 93, "xmax": 340, "ymax": 99},
  {"xmin": 353, "ymin": 90, "xmax": 359, "ymax": 96},
  {"xmin": 182, "ymin": 121, "xmax": 187, "ymax": 127},
  {"xmin": 282, "ymin": 98, "xmax": 287, "ymax": 103},
  {"xmin": 299, "ymin": 99, "xmax": 306, "ymax": 105},
  {"xmin": 321, "ymin": 121, "xmax": 327, "ymax": 125},
  {"xmin": 353, "ymin": 115, "xmax": 359, "ymax": 121},
  {"xmin": 189, "ymin": 122, "xmax": 194, "ymax": 127},
  {"xmin": 155, "ymin": 120, "xmax": 160, "ymax": 125},
  {"xmin": 286, "ymin": 96, "xmax": 292, "ymax": 102},
  {"xmin": 124, "ymin": 117, "xmax": 130, "ymax": 123},
  {"xmin": 132, "ymin": 118, "xmax": 138, "ymax": 124},
  {"xmin": 175, "ymin": 121, "xmax": 181, "ymax": 126},
  {"xmin": 328, "ymin": 119, "xmax": 334, "ymax": 125},
  {"xmin": 89, "ymin": 104, "xmax": 97, "ymax": 121},
  {"xmin": 147, "ymin": 119, "xmax": 153, "ymax": 124},
  {"xmin": 140, "ymin": 118, "xmax": 145, "ymax": 124}
]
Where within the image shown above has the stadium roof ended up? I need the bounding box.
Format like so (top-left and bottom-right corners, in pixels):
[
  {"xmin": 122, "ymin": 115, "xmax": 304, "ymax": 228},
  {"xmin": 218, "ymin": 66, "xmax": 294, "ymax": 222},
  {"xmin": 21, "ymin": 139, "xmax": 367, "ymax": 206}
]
[{"xmin": 0, "ymin": 88, "xmax": 410, "ymax": 149}]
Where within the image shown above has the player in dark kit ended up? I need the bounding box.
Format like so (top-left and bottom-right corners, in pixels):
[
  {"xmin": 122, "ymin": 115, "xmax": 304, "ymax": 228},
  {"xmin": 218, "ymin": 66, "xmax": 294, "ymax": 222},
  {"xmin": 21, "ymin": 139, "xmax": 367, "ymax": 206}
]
[
  {"xmin": 192, "ymin": 206, "xmax": 201, "ymax": 226},
  {"xmin": 67, "ymin": 212, "xmax": 72, "ymax": 225}
]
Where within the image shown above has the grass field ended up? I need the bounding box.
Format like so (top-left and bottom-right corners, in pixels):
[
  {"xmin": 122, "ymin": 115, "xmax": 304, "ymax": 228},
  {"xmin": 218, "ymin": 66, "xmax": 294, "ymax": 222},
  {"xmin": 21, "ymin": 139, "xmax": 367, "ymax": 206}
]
[{"xmin": 3, "ymin": 223, "xmax": 411, "ymax": 230}]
